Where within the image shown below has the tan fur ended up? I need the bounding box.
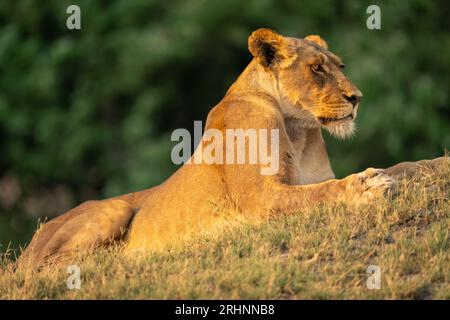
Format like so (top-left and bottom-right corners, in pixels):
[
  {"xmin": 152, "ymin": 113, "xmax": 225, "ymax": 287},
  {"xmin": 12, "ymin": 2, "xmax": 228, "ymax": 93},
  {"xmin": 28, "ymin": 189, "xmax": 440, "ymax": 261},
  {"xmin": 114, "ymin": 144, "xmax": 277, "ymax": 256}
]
[{"xmin": 18, "ymin": 29, "xmax": 446, "ymax": 270}]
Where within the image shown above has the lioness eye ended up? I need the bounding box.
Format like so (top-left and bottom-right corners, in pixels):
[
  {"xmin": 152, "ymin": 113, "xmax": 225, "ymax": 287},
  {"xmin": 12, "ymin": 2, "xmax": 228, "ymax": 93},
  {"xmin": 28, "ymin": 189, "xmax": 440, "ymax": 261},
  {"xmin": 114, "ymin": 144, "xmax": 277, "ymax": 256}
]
[
  {"xmin": 311, "ymin": 64, "xmax": 321, "ymax": 72},
  {"xmin": 340, "ymin": 64, "xmax": 346, "ymax": 69}
]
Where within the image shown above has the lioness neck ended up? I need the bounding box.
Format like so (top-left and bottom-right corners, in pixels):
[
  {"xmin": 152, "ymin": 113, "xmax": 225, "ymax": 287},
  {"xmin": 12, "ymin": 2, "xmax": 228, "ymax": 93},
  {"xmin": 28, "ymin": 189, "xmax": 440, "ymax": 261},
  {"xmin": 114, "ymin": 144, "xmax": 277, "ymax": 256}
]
[
  {"xmin": 227, "ymin": 60, "xmax": 281, "ymax": 102},
  {"xmin": 225, "ymin": 59, "xmax": 335, "ymax": 184}
]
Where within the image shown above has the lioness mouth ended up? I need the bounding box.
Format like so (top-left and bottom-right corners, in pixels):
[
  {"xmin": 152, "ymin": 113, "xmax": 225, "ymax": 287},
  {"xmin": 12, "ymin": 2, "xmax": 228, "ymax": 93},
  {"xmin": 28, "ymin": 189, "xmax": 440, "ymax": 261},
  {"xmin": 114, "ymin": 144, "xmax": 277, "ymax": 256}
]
[{"xmin": 319, "ymin": 114, "xmax": 353, "ymax": 125}]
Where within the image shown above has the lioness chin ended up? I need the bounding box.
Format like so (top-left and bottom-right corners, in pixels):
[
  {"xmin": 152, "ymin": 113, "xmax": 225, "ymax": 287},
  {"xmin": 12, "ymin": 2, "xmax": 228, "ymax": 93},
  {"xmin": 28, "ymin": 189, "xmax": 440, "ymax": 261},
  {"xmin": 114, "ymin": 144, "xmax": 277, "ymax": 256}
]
[{"xmin": 18, "ymin": 28, "xmax": 447, "ymax": 270}]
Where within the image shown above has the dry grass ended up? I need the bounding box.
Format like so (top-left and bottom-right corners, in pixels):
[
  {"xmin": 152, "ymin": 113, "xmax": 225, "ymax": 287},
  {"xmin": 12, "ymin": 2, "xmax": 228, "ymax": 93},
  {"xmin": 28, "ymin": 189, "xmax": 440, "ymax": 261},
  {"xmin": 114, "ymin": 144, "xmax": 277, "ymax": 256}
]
[{"xmin": 1, "ymin": 161, "xmax": 449, "ymax": 299}]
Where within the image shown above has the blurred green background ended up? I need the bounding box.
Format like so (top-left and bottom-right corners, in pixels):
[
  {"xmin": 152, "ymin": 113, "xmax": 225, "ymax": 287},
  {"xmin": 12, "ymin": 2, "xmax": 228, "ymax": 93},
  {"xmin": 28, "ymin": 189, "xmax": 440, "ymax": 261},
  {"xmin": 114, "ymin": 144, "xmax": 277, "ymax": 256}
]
[{"xmin": 0, "ymin": 0, "xmax": 449, "ymax": 252}]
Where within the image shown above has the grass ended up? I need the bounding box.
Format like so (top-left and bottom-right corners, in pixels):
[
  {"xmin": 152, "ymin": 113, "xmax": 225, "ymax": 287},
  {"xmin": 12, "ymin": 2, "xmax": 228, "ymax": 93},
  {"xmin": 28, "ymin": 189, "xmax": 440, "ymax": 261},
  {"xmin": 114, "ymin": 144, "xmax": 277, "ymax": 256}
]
[{"xmin": 0, "ymin": 161, "xmax": 449, "ymax": 299}]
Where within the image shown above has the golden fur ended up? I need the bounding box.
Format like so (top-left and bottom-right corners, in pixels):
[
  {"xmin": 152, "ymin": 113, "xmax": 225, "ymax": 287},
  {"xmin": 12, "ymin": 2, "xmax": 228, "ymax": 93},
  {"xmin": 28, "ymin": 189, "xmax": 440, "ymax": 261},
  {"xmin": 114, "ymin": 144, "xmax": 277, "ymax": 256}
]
[{"xmin": 18, "ymin": 29, "xmax": 446, "ymax": 269}]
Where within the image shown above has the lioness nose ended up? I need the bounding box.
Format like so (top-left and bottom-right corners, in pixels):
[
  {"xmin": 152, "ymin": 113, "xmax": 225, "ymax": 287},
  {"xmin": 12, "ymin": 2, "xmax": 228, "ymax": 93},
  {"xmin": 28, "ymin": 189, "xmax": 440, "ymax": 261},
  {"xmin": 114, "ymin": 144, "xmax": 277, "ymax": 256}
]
[{"xmin": 343, "ymin": 94, "xmax": 361, "ymax": 107}]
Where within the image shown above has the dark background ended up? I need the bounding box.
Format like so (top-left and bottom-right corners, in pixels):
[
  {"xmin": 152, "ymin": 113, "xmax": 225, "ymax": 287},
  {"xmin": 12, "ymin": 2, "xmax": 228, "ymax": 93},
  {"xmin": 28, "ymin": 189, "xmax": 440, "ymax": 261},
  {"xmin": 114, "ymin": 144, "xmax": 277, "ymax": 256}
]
[{"xmin": 0, "ymin": 0, "xmax": 449, "ymax": 251}]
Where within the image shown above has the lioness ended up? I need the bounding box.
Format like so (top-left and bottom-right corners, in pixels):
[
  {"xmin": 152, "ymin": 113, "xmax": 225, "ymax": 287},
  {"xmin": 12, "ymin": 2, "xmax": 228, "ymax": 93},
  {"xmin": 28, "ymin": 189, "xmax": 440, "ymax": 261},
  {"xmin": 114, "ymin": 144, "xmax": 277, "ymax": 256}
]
[{"xmin": 19, "ymin": 29, "xmax": 445, "ymax": 269}]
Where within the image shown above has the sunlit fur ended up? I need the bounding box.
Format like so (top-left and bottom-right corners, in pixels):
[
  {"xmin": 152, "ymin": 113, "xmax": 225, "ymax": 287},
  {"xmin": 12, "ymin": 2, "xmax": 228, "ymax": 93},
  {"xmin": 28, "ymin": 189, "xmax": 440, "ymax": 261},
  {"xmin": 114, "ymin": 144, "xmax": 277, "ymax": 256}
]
[
  {"xmin": 19, "ymin": 28, "xmax": 445, "ymax": 271},
  {"xmin": 324, "ymin": 120, "xmax": 355, "ymax": 139},
  {"xmin": 263, "ymin": 34, "xmax": 363, "ymax": 139}
]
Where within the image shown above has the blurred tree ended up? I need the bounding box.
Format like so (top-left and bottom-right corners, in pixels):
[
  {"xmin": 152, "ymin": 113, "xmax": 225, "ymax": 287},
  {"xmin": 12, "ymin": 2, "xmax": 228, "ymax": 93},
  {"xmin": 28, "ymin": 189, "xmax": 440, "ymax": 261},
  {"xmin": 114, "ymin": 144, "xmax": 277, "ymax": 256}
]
[{"xmin": 0, "ymin": 0, "xmax": 449, "ymax": 249}]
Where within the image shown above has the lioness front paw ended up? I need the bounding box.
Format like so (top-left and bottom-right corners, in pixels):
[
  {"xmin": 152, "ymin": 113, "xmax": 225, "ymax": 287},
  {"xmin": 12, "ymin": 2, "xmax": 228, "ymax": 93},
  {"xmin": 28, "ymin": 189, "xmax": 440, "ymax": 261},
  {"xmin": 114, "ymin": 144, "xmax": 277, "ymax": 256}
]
[{"xmin": 344, "ymin": 168, "xmax": 396, "ymax": 204}]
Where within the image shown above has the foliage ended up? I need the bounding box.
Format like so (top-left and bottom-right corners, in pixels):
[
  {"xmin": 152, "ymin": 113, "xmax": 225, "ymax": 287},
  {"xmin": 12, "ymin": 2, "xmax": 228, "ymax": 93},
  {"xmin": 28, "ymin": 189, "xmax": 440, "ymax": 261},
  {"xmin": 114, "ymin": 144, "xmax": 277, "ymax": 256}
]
[{"xmin": 0, "ymin": 0, "xmax": 449, "ymax": 247}]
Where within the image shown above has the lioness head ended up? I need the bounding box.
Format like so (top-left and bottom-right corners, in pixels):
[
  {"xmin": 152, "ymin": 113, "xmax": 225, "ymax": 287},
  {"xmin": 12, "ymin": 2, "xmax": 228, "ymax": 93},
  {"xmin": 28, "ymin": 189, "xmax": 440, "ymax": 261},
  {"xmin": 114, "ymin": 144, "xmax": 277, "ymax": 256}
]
[{"xmin": 248, "ymin": 28, "xmax": 362, "ymax": 138}]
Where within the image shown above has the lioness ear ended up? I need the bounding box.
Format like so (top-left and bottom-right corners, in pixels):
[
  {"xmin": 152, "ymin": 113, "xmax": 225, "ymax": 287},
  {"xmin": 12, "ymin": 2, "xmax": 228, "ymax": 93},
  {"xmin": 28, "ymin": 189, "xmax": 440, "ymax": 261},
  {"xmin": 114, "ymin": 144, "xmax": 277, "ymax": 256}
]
[
  {"xmin": 248, "ymin": 28, "xmax": 286, "ymax": 67},
  {"xmin": 305, "ymin": 35, "xmax": 328, "ymax": 50}
]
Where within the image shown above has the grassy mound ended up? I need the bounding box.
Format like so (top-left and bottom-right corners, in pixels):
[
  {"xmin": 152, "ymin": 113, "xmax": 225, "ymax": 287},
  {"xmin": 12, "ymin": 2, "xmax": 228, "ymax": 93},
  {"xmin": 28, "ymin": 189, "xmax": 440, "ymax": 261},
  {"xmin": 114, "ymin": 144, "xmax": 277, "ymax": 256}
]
[{"xmin": 1, "ymin": 162, "xmax": 449, "ymax": 299}]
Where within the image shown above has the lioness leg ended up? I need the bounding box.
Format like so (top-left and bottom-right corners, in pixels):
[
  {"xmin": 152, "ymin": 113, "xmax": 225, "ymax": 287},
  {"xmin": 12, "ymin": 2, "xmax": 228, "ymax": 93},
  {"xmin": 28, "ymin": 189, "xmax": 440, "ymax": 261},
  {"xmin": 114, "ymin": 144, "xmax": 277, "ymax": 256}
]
[
  {"xmin": 18, "ymin": 199, "xmax": 135, "ymax": 270},
  {"xmin": 270, "ymin": 168, "xmax": 394, "ymax": 213},
  {"xmin": 385, "ymin": 156, "xmax": 449, "ymax": 180}
]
